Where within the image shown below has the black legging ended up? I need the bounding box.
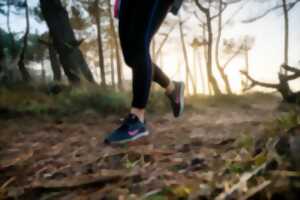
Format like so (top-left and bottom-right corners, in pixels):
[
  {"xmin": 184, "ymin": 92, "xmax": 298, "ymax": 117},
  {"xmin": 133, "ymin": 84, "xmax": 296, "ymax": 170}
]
[{"xmin": 119, "ymin": 0, "xmax": 173, "ymax": 109}]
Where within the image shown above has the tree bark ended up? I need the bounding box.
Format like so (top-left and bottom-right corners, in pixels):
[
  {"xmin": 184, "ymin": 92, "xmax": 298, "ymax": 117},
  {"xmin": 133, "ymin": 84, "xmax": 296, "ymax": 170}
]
[
  {"xmin": 41, "ymin": 58, "xmax": 46, "ymax": 83},
  {"xmin": 206, "ymin": 12, "xmax": 222, "ymax": 95},
  {"xmin": 215, "ymin": 0, "xmax": 232, "ymax": 94},
  {"xmin": 201, "ymin": 25, "xmax": 208, "ymax": 95},
  {"xmin": 40, "ymin": 0, "xmax": 95, "ymax": 84},
  {"xmin": 179, "ymin": 19, "xmax": 197, "ymax": 95},
  {"xmin": 18, "ymin": 0, "xmax": 31, "ymax": 82},
  {"xmin": 48, "ymin": 45, "xmax": 62, "ymax": 81},
  {"xmin": 244, "ymin": 47, "xmax": 249, "ymax": 89},
  {"xmin": 94, "ymin": 0, "xmax": 106, "ymax": 87},
  {"xmin": 192, "ymin": 48, "xmax": 198, "ymax": 93},
  {"xmin": 0, "ymin": 39, "xmax": 4, "ymax": 75},
  {"xmin": 195, "ymin": 0, "xmax": 222, "ymax": 95},
  {"xmin": 110, "ymin": 46, "xmax": 116, "ymax": 89},
  {"xmin": 282, "ymin": 0, "xmax": 289, "ymax": 75},
  {"xmin": 108, "ymin": 0, "xmax": 123, "ymax": 90},
  {"xmin": 6, "ymin": 0, "xmax": 11, "ymax": 34}
]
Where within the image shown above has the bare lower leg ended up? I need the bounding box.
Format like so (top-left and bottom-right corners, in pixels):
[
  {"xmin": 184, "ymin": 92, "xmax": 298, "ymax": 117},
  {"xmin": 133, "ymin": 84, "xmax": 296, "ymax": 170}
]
[
  {"xmin": 131, "ymin": 107, "xmax": 145, "ymax": 123},
  {"xmin": 165, "ymin": 81, "xmax": 175, "ymax": 95}
]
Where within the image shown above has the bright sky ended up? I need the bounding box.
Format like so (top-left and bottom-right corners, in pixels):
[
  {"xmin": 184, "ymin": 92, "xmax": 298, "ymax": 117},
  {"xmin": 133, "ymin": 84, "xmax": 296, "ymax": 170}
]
[{"xmin": 0, "ymin": 0, "xmax": 299, "ymax": 94}]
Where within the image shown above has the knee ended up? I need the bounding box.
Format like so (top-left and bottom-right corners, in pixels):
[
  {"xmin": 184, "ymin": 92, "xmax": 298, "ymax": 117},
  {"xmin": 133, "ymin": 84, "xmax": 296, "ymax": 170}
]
[{"xmin": 123, "ymin": 50, "xmax": 149, "ymax": 68}]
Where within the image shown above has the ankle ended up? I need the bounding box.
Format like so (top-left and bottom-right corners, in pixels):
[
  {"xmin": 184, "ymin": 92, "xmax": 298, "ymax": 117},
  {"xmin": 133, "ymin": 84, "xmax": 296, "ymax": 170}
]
[
  {"xmin": 165, "ymin": 81, "xmax": 175, "ymax": 95},
  {"xmin": 130, "ymin": 108, "xmax": 145, "ymax": 123}
]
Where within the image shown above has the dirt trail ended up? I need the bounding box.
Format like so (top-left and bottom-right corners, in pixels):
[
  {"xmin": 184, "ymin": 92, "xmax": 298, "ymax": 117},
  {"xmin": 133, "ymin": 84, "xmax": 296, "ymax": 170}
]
[{"xmin": 0, "ymin": 95, "xmax": 283, "ymax": 199}]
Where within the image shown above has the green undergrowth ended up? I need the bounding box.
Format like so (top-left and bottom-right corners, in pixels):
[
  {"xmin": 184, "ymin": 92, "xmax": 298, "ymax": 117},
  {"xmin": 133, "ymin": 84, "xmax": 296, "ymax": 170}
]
[{"xmin": 0, "ymin": 84, "xmax": 279, "ymax": 118}]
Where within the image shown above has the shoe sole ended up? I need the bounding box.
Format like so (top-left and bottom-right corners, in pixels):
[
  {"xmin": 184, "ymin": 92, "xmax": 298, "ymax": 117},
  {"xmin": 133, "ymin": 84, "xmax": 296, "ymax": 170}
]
[{"xmin": 106, "ymin": 131, "xmax": 150, "ymax": 145}]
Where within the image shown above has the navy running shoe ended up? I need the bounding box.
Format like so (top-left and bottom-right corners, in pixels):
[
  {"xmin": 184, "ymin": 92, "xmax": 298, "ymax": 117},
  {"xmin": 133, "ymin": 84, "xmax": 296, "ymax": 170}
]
[
  {"xmin": 166, "ymin": 81, "xmax": 185, "ymax": 118},
  {"xmin": 104, "ymin": 114, "xmax": 149, "ymax": 144}
]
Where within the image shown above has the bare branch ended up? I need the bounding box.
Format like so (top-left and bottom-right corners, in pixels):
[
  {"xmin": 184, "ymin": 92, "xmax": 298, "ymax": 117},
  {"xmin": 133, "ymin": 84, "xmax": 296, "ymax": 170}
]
[
  {"xmin": 193, "ymin": 11, "xmax": 206, "ymax": 26},
  {"xmin": 242, "ymin": 0, "xmax": 300, "ymax": 23},
  {"xmin": 223, "ymin": 47, "xmax": 242, "ymax": 69},
  {"xmin": 211, "ymin": 3, "xmax": 227, "ymax": 20},
  {"xmin": 155, "ymin": 22, "xmax": 178, "ymax": 57},
  {"xmin": 282, "ymin": 64, "xmax": 300, "ymax": 74},
  {"xmin": 194, "ymin": 0, "xmax": 209, "ymax": 14},
  {"xmin": 240, "ymin": 71, "xmax": 279, "ymax": 91},
  {"xmin": 280, "ymin": 64, "xmax": 300, "ymax": 81},
  {"xmin": 222, "ymin": 0, "xmax": 249, "ymax": 28}
]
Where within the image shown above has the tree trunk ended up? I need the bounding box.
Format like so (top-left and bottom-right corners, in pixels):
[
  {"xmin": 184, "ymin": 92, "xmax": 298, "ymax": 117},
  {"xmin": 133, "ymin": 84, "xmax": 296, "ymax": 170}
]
[
  {"xmin": 49, "ymin": 45, "xmax": 62, "ymax": 81},
  {"xmin": 179, "ymin": 20, "xmax": 197, "ymax": 95},
  {"xmin": 201, "ymin": 26, "xmax": 208, "ymax": 95},
  {"xmin": 18, "ymin": 0, "xmax": 31, "ymax": 82},
  {"xmin": 195, "ymin": 0, "xmax": 222, "ymax": 95},
  {"xmin": 244, "ymin": 48, "xmax": 249, "ymax": 89},
  {"xmin": 206, "ymin": 11, "xmax": 222, "ymax": 95},
  {"xmin": 41, "ymin": 58, "xmax": 46, "ymax": 83},
  {"xmin": 0, "ymin": 40, "xmax": 4, "ymax": 75},
  {"xmin": 192, "ymin": 48, "xmax": 198, "ymax": 93},
  {"xmin": 197, "ymin": 47, "xmax": 205, "ymax": 94},
  {"xmin": 110, "ymin": 46, "xmax": 116, "ymax": 89},
  {"xmin": 215, "ymin": 0, "xmax": 232, "ymax": 94},
  {"xmin": 6, "ymin": 0, "xmax": 11, "ymax": 34},
  {"xmin": 282, "ymin": 0, "xmax": 289, "ymax": 74},
  {"xmin": 40, "ymin": 0, "xmax": 95, "ymax": 84},
  {"xmin": 95, "ymin": 0, "xmax": 106, "ymax": 87},
  {"xmin": 108, "ymin": 0, "xmax": 123, "ymax": 90}
]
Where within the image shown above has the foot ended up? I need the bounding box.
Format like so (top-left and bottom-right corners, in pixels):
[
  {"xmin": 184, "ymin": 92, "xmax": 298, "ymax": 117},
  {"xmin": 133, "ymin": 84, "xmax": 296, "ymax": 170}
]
[
  {"xmin": 166, "ymin": 81, "xmax": 185, "ymax": 118},
  {"xmin": 104, "ymin": 114, "xmax": 149, "ymax": 144}
]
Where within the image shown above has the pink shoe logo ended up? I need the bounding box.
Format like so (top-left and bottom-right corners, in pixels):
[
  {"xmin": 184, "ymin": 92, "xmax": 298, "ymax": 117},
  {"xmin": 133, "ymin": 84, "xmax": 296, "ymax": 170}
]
[{"xmin": 128, "ymin": 130, "xmax": 139, "ymax": 136}]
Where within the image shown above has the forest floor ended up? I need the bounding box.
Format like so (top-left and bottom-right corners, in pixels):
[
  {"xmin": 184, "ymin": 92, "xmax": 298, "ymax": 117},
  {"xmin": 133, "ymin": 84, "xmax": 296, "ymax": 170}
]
[{"xmin": 0, "ymin": 93, "xmax": 298, "ymax": 200}]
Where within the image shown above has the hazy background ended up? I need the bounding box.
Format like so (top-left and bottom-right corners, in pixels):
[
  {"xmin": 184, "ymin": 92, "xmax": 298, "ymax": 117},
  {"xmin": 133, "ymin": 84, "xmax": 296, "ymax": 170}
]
[{"xmin": 0, "ymin": 0, "xmax": 299, "ymax": 94}]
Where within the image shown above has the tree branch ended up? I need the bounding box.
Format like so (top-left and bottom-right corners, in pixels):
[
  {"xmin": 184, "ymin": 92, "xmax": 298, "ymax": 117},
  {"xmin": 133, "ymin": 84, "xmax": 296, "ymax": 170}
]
[
  {"xmin": 240, "ymin": 71, "xmax": 279, "ymax": 91},
  {"xmin": 280, "ymin": 64, "xmax": 300, "ymax": 81},
  {"xmin": 194, "ymin": 0, "xmax": 209, "ymax": 14},
  {"xmin": 281, "ymin": 64, "xmax": 300, "ymax": 74},
  {"xmin": 155, "ymin": 22, "xmax": 179, "ymax": 57},
  {"xmin": 223, "ymin": 47, "xmax": 242, "ymax": 69},
  {"xmin": 242, "ymin": 0, "xmax": 300, "ymax": 23}
]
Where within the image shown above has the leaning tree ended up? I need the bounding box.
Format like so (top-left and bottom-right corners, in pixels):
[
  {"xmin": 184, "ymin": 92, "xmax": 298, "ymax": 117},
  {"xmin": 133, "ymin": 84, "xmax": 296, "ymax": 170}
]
[
  {"xmin": 40, "ymin": 0, "xmax": 95, "ymax": 85},
  {"xmin": 241, "ymin": 0, "xmax": 300, "ymax": 103}
]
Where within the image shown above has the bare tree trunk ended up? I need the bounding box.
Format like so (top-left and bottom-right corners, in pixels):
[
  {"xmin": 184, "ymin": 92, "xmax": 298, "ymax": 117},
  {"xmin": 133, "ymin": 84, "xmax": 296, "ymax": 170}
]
[
  {"xmin": 6, "ymin": 0, "xmax": 11, "ymax": 34},
  {"xmin": 244, "ymin": 48, "xmax": 249, "ymax": 88},
  {"xmin": 195, "ymin": 0, "xmax": 222, "ymax": 95},
  {"xmin": 40, "ymin": 0, "xmax": 95, "ymax": 84},
  {"xmin": 95, "ymin": 0, "xmax": 106, "ymax": 87},
  {"xmin": 215, "ymin": 0, "xmax": 232, "ymax": 94},
  {"xmin": 201, "ymin": 25, "xmax": 209, "ymax": 95},
  {"xmin": 41, "ymin": 58, "xmax": 46, "ymax": 83},
  {"xmin": 192, "ymin": 48, "xmax": 198, "ymax": 93},
  {"xmin": 48, "ymin": 44, "xmax": 62, "ymax": 81},
  {"xmin": 108, "ymin": 0, "xmax": 123, "ymax": 90},
  {"xmin": 0, "ymin": 39, "xmax": 5, "ymax": 75},
  {"xmin": 282, "ymin": 0, "xmax": 289, "ymax": 74},
  {"xmin": 18, "ymin": 0, "xmax": 31, "ymax": 82},
  {"xmin": 197, "ymin": 47, "xmax": 205, "ymax": 94},
  {"xmin": 110, "ymin": 45, "xmax": 116, "ymax": 89},
  {"xmin": 206, "ymin": 11, "xmax": 222, "ymax": 95},
  {"xmin": 179, "ymin": 19, "xmax": 197, "ymax": 95}
]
